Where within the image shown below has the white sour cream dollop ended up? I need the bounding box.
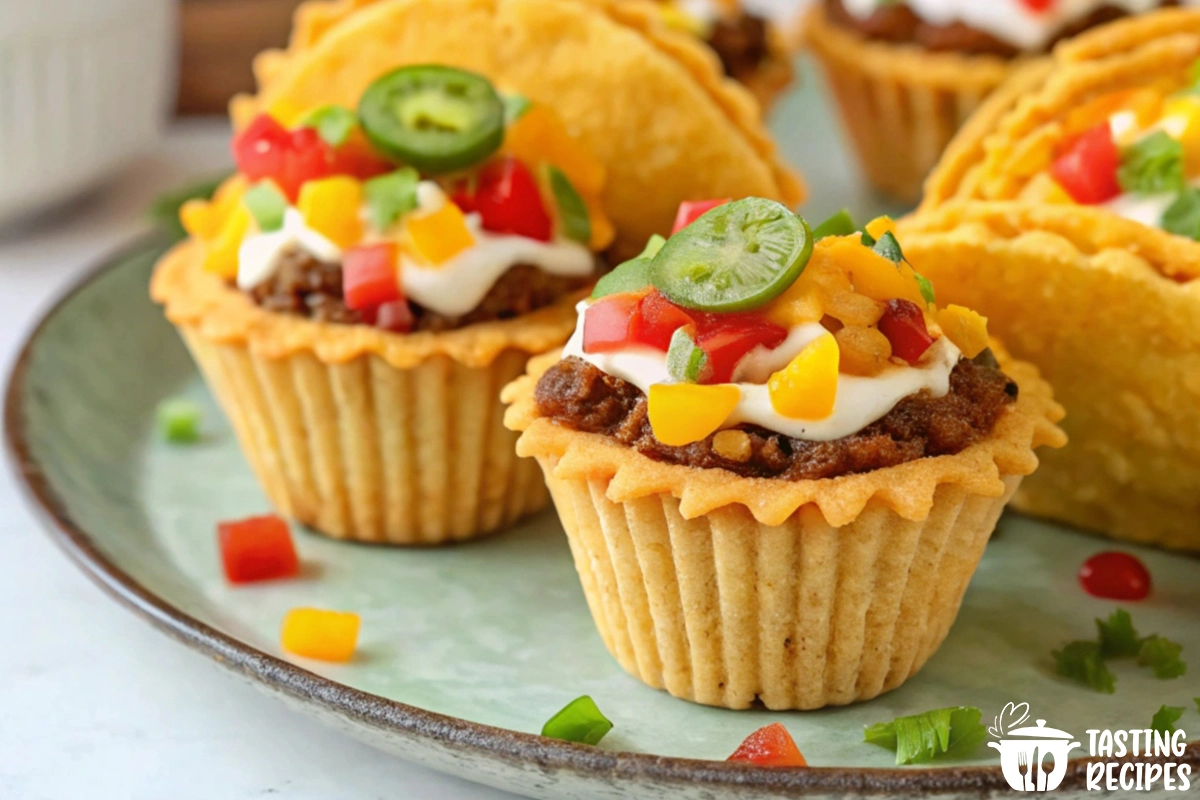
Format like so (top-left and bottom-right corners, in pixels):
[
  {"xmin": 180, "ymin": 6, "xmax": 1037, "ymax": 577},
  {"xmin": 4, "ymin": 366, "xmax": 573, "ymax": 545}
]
[
  {"xmin": 562, "ymin": 301, "xmax": 963, "ymax": 442},
  {"xmin": 234, "ymin": 180, "xmax": 596, "ymax": 318}
]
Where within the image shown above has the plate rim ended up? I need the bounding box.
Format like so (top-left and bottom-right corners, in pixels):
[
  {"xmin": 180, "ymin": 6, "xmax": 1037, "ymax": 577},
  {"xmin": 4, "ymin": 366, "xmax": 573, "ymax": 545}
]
[{"xmin": 5, "ymin": 234, "xmax": 1196, "ymax": 798}]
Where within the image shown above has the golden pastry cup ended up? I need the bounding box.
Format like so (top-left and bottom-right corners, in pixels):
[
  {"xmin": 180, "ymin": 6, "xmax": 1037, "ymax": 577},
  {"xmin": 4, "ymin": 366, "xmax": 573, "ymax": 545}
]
[
  {"xmin": 150, "ymin": 240, "xmax": 582, "ymax": 545},
  {"xmin": 900, "ymin": 202, "xmax": 1200, "ymax": 553},
  {"xmin": 801, "ymin": 2, "xmax": 1013, "ymax": 203},
  {"xmin": 503, "ymin": 349, "xmax": 1065, "ymax": 709}
]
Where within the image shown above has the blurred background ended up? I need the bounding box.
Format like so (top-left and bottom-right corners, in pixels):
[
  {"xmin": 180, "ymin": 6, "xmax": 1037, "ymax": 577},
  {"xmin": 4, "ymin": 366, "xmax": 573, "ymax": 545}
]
[
  {"xmin": 0, "ymin": 0, "xmax": 811, "ymax": 231},
  {"xmin": 174, "ymin": 0, "xmax": 809, "ymax": 113}
]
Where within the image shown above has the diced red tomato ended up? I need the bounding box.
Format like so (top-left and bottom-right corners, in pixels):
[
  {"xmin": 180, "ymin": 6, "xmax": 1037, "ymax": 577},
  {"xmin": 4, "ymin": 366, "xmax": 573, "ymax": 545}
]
[
  {"xmin": 672, "ymin": 198, "xmax": 731, "ymax": 234},
  {"xmin": 372, "ymin": 300, "xmax": 415, "ymax": 334},
  {"xmin": 582, "ymin": 291, "xmax": 785, "ymax": 374},
  {"xmin": 878, "ymin": 299, "xmax": 935, "ymax": 365},
  {"xmin": 629, "ymin": 290, "xmax": 694, "ymax": 351},
  {"xmin": 218, "ymin": 514, "xmax": 300, "ymax": 585},
  {"xmin": 1019, "ymin": 0, "xmax": 1054, "ymax": 11},
  {"xmin": 695, "ymin": 316, "xmax": 788, "ymax": 384},
  {"xmin": 452, "ymin": 156, "xmax": 552, "ymax": 242},
  {"xmin": 582, "ymin": 293, "xmax": 642, "ymax": 354},
  {"xmin": 233, "ymin": 114, "xmax": 389, "ymax": 202},
  {"xmin": 233, "ymin": 115, "xmax": 290, "ymax": 187},
  {"xmin": 330, "ymin": 131, "xmax": 393, "ymax": 181},
  {"xmin": 1050, "ymin": 123, "xmax": 1121, "ymax": 204},
  {"xmin": 343, "ymin": 243, "xmax": 402, "ymax": 311},
  {"xmin": 1079, "ymin": 551, "xmax": 1152, "ymax": 600},
  {"xmin": 727, "ymin": 723, "xmax": 808, "ymax": 768}
]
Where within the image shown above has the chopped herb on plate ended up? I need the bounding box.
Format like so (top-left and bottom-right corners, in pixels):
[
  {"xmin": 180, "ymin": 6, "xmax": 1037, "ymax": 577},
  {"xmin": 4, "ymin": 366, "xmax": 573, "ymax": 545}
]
[
  {"xmin": 864, "ymin": 706, "xmax": 987, "ymax": 765},
  {"xmin": 541, "ymin": 696, "xmax": 612, "ymax": 746},
  {"xmin": 1097, "ymin": 608, "xmax": 1141, "ymax": 658},
  {"xmin": 1052, "ymin": 640, "xmax": 1116, "ymax": 694},
  {"xmin": 1150, "ymin": 705, "xmax": 1185, "ymax": 735},
  {"xmin": 1138, "ymin": 635, "xmax": 1187, "ymax": 680},
  {"xmin": 156, "ymin": 398, "xmax": 202, "ymax": 444}
]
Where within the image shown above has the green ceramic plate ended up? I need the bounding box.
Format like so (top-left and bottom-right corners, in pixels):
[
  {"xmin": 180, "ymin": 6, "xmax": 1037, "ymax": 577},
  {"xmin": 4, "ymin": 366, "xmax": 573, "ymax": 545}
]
[{"xmin": 5, "ymin": 70, "xmax": 1199, "ymax": 800}]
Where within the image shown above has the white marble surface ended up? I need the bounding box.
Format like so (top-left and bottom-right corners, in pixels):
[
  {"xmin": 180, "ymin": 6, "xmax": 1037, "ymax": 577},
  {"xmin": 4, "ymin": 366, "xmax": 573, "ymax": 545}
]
[{"xmin": 0, "ymin": 121, "xmax": 520, "ymax": 800}]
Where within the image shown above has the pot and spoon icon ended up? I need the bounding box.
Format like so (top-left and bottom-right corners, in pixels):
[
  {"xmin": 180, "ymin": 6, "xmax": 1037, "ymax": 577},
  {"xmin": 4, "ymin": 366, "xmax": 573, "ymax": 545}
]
[{"xmin": 990, "ymin": 719, "xmax": 1082, "ymax": 792}]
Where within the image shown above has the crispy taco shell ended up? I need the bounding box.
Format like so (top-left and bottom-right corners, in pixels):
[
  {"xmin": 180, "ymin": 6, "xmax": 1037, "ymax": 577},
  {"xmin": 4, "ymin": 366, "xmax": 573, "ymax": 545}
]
[
  {"xmin": 921, "ymin": 8, "xmax": 1200, "ymax": 214},
  {"xmin": 906, "ymin": 10, "xmax": 1200, "ymax": 551},
  {"xmin": 231, "ymin": 0, "xmax": 804, "ymax": 258},
  {"xmin": 899, "ymin": 202, "xmax": 1200, "ymax": 552}
]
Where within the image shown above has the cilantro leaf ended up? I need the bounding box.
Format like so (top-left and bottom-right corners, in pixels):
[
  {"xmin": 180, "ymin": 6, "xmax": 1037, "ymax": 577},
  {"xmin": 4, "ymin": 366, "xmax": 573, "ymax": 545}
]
[
  {"xmin": 1097, "ymin": 609, "xmax": 1141, "ymax": 658},
  {"xmin": 1139, "ymin": 635, "xmax": 1187, "ymax": 679},
  {"xmin": 864, "ymin": 706, "xmax": 987, "ymax": 765},
  {"xmin": 242, "ymin": 181, "xmax": 288, "ymax": 233},
  {"xmin": 1053, "ymin": 641, "xmax": 1116, "ymax": 693},
  {"xmin": 504, "ymin": 94, "xmax": 532, "ymax": 125},
  {"xmin": 812, "ymin": 209, "xmax": 857, "ymax": 240},
  {"xmin": 1151, "ymin": 705, "xmax": 1185, "ymax": 735},
  {"xmin": 364, "ymin": 168, "xmax": 420, "ymax": 231},
  {"xmin": 1118, "ymin": 131, "xmax": 1186, "ymax": 194},
  {"xmin": 872, "ymin": 231, "xmax": 905, "ymax": 264},
  {"xmin": 915, "ymin": 273, "xmax": 937, "ymax": 306},
  {"xmin": 1162, "ymin": 188, "xmax": 1200, "ymax": 241},
  {"xmin": 302, "ymin": 105, "xmax": 358, "ymax": 147},
  {"xmin": 666, "ymin": 327, "xmax": 709, "ymax": 383},
  {"xmin": 592, "ymin": 235, "xmax": 663, "ymax": 298}
]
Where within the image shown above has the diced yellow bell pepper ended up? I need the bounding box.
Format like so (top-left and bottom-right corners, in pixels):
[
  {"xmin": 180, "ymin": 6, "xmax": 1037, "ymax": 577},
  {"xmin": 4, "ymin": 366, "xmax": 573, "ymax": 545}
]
[
  {"xmin": 1062, "ymin": 89, "xmax": 1162, "ymax": 140},
  {"xmin": 1165, "ymin": 96, "xmax": 1200, "ymax": 176},
  {"xmin": 763, "ymin": 274, "xmax": 824, "ymax": 327},
  {"xmin": 826, "ymin": 239, "xmax": 925, "ymax": 306},
  {"xmin": 768, "ymin": 333, "xmax": 840, "ymax": 420},
  {"xmin": 265, "ymin": 98, "xmax": 308, "ymax": 128},
  {"xmin": 647, "ymin": 383, "xmax": 741, "ymax": 447},
  {"xmin": 298, "ymin": 176, "xmax": 364, "ymax": 249},
  {"xmin": 1019, "ymin": 172, "xmax": 1076, "ymax": 205},
  {"xmin": 202, "ymin": 204, "xmax": 251, "ymax": 279},
  {"xmin": 864, "ymin": 216, "xmax": 896, "ymax": 241},
  {"xmin": 937, "ymin": 305, "xmax": 990, "ymax": 359},
  {"xmin": 404, "ymin": 201, "xmax": 475, "ymax": 266},
  {"xmin": 182, "ymin": 175, "xmax": 249, "ymax": 241},
  {"xmin": 505, "ymin": 104, "xmax": 606, "ymax": 197},
  {"xmin": 280, "ymin": 607, "xmax": 360, "ymax": 663}
]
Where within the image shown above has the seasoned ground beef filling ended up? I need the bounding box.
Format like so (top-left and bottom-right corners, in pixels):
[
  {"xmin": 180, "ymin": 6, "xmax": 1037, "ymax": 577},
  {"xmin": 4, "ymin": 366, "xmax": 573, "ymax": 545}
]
[
  {"xmin": 708, "ymin": 12, "xmax": 772, "ymax": 80},
  {"xmin": 246, "ymin": 247, "xmax": 591, "ymax": 331},
  {"xmin": 534, "ymin": 354, "xmax": 1018, "ymax": 480},
  {"xmin": 824, "ymin": 0, "xmax": 1180, "ymax": 57}
]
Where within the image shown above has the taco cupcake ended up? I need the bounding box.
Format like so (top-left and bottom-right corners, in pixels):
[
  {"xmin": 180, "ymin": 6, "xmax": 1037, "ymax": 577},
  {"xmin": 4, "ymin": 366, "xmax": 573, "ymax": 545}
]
[
  {"xmin": 803, "ymin": 0, "xmax": 1187, "ymax": 202},
  {"xmin": 152, "ymin": 0, "xmax": 803, "ymax": 546},
  {"xmin": 503, "ymin": 199, "xmax": 1064, "ymax": 709},
  {"xmin": 649, "ymin": 0, "xmax": 794, "ymax": 110},
  {"xmin": 903, "ymin": 9, "xmax": 1200, "ymax": 552}
]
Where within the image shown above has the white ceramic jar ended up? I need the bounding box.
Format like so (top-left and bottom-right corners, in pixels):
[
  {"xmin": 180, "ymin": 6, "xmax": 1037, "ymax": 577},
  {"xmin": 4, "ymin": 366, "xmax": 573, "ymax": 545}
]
[{"xmin": 0, "ymin": 0, "xmax": 173, "ymax": 225}]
